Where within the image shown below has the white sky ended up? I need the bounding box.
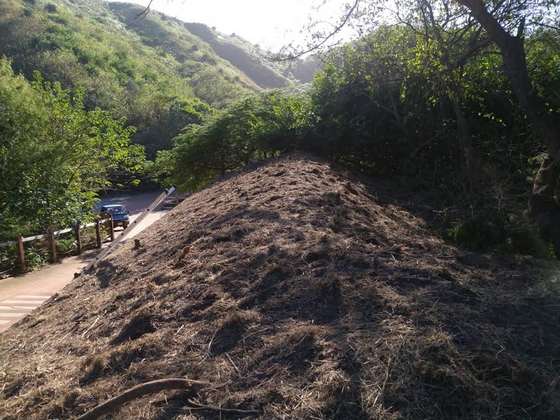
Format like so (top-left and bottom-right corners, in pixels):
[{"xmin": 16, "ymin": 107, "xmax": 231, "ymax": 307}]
[{"xmin": 124, "ymin": 0, "xmax": 351, "ymax": 51}]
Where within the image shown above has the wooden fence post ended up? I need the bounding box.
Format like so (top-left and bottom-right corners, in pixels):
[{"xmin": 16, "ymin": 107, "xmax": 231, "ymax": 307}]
[
  {"xmin": 16, "ymin": 235, "xmax": 26, "ymax": 273},
  {"xmin": 107, "ymin": 217, "xmax": 115, "ymax": 242},
  {"xmin": 95, "ymin": 219, "xmax": 102, "ymax": 248},
  {"xmin": 75, "ymin": 221, "xmax": 82, "ymax": 255},
  {"xmin": 48, "ymin": 228, "xmax": 58, "ymax": 263}
]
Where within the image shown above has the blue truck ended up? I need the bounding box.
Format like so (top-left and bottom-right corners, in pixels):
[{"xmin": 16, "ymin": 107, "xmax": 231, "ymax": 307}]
[{"xmin": 99, "ymin": 204, "xmax": 130, "ymax": 229}]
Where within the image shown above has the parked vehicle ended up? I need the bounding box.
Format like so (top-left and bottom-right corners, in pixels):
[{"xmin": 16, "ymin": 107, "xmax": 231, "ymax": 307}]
[{"xmin": 99, "ymin": 204, "xmax": 130, "ymax": 229}]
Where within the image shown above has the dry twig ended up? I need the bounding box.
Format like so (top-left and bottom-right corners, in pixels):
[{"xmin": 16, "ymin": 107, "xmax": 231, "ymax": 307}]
[{"xmin": 76, "ymin": 378, "xmax": 208, "ymax": 420}]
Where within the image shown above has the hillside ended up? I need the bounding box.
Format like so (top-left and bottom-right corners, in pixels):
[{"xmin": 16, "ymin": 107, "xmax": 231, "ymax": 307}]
[
  {"xmin": 0, "ymin": 0, "xmax": 256, "ymax": 105},
  {"xmin": 181, "ymin": 22, "xmax": 292, "ymax": 89},
  {"xmin": 1, "ymin": 156, "xmax": 559, "ymax": 419},
  {"xmin": 0, "ymin": 0, "xmax": 312, "ymax": 100},
  {"xmin": 107, "ymin": 3, "xmax": 321, "ymax": 88},
  {"xmin": 200, "ymin": 32, "xmax": 322, "ymax": 84},
  {"xmin": 107, "ymin": 3, "xmax": 321, "ymax": 89},
  {"xmin": 0, "ymin": 0, "xmax": 308, "ymax": 156},
  {"xmin": 107, "ymin": 2, "xmax": 289, "ymax": 90}
]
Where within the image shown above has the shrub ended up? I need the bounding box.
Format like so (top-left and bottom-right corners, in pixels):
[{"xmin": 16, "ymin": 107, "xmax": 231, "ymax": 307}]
[
  {"xmin": 162, "ymin": 91, "xmax": 312, "ymax": 190},
  {"xmin": 24, "ymin": 246, "xmax": 49, "ymax": 270},
  {"xmin": 56, "ymin": 238, "xmax": 76, "ymax": 256},
  {"xmin": 44, "ymin": 3, "xmax": 57, "ymax": 13},
  {"xmin": 448, "ymin": 213, "xmax": 554, "ymax": 258},
  {"xmin": 448, "ymin": 215, "xmax": 507, "ymax": 252}
]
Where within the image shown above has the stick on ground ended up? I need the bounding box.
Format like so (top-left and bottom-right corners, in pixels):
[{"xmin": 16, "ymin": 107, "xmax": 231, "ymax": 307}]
[{"xmin": 76, "ymin": 378, "xmax": 207, "ymax": 420}]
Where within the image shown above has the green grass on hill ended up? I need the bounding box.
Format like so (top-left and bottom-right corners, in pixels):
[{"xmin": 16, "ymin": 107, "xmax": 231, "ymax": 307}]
[{"xmin": 0, "ymin": 0, "xmax": 259, "ymax": 155}]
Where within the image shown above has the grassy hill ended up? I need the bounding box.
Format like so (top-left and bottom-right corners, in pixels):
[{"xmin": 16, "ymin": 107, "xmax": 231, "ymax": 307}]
[
  {"xmin": 107, "ymin": 3, "xmax": 269, "ymax": 91},
  {"xmin": 0, "ymin": 0, "xmax": 314, "ymax": 156},
  {"xmin": 0, "ymin": 0, "xmax": 255, "ymax": 106},
  {"xmin": 108, "ymin": 3, "xmax": 320, "ymax": 88},
  {"xmin": 1, "ymin": 156, "xmax": 559, "ymax": 418},
  {"xmin": 181, "ymin": 21, "xmax": 292, "ymax": 89},
  {"xmin": 188, "ymin": 26, "xmax": 322, "ymax": 84}
]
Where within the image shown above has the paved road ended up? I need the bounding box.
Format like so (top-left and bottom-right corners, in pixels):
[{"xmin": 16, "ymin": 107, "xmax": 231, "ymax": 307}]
[
  {"xmin": 0, "ymin": 250, "xmax": 99, "ymax": 331},
  {"xmin": 0, "ymin": 191, "xmax": 169, "ymax": 332},
  {"xmin": 94, "ymin": 191, "xmax": 163, "ymax": 214}
]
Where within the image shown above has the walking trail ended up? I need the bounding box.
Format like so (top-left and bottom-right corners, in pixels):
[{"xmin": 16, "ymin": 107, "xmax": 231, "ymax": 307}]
[{"xmin": 0, "ymin": 192, "xmax": 168, "ymax": 332}]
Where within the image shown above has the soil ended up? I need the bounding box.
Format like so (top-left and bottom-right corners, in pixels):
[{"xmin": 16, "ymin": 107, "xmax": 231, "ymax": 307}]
[{"xmin": 1, "ymin": 155, "xmax": 559, "ymax": 419}]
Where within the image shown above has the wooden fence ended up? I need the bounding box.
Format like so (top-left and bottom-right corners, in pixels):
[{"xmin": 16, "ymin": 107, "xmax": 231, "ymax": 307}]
[
  {"xmin": 1, "ymin": 187, "xmax": 178, "ymax": 276},
  {"xmin": 0, "ymin": 217, "xmax": 114, "ymax": 274}
]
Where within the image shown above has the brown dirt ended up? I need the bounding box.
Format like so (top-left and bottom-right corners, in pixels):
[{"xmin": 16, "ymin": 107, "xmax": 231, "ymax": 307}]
[{"xmin": 1, "ymin": 155, "xmax": 559, "ymax": 419}]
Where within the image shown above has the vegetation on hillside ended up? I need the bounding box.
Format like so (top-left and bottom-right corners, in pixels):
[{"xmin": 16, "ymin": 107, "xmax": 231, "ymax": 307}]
[
  {"xmin": 161, "ymin": 21, "xmax": 560, "ymax": 257},
  {"xmin": 155, "ymin": 91, "xmax": 312, "ymax": 190},
  {"xmin": 107, "ymin": 3, "xmax": 263, "ymax": 94},
  {"xmin": 0, "ymin": 58, "xmax": 140, "ymax": 240},
  {"xmin": 181, "ymin": 21, "xmax": 292, "ymax": 89},
  {"xmin": 0, "ymin": 0, "xmax": 259, "ymax": 157}
]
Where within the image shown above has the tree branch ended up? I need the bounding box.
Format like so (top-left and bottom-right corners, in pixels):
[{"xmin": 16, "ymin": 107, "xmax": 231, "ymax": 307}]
[
  {"xmin": 137, "ymin": 0, "xmax": 154, "ymax": 19},
  {"xmin": 77, "ymin": 378, "xmax": 209, "ymax": 420},
  {"xmin": 274, "ymin": 0, "xmax": 361, "ymax": 61}
]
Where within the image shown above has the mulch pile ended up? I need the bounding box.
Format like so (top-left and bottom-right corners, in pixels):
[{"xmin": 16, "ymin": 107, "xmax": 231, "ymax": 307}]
[{"xmin": 1, "ymin": 155, "xmax": 559, "ymax": 419}]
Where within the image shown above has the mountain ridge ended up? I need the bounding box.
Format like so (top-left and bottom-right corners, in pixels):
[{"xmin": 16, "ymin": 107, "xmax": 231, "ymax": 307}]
[{"xmin": 0, "ymin": 0, "xmax": 316, "ymax": 154}]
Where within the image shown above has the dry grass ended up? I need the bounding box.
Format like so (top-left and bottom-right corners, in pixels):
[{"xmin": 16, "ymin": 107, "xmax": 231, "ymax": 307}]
[{"xmin": 1, "ymin": 155, "xmax": 559, "ymax": 419}]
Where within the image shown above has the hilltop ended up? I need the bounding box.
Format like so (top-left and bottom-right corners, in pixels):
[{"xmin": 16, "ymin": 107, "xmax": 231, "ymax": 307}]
[
  {"xmin": 1, "ymin": 156, "xmax": 559, "ymax": 419},
  {"xmin": 107, "ymin": 2, "xmax": 295, "ymax": 90},
  {"xmin": 0, "ymin": 0, "xmax": 256, "ymax": 104}
]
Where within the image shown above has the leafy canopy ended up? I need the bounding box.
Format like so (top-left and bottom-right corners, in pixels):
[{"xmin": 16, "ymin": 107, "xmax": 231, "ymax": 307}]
[
  {"xmin": 157, "ymin": 91, "xmax": 312, "ymax": 191},
  {"xmin": 0, "ymin": 58, "xmax": 141, "ymax": 239}
]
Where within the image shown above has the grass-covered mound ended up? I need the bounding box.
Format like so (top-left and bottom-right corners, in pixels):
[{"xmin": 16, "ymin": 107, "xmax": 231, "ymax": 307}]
[{"xmin": 1, "ymin": 156, "xmax": 559, "ymax": 419}]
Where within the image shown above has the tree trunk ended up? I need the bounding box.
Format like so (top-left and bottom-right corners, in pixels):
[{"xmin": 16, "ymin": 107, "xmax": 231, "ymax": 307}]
[
  {"xmin": 498, "ymin": 36, "xmax": 560, "ymax": 254},
  {"xmin": 451, "ymin": 96, "xmax": 477, "ymax": 192},
  {"xmin": 531, "ymin": 152, "xmax": 560, "ymax": 253},
  {"xmin": 458, "ymin": 0, "xmax": 560, "ymax": 255}
]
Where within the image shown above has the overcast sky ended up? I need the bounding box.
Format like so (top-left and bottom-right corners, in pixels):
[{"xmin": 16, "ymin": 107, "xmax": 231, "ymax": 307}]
[{"xmin": 125, "ymin": 0, "xmax": 351, "ymax": 51}]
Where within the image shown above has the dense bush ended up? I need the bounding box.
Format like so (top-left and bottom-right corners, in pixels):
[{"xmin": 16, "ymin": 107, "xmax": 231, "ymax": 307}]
[
  {"xmin": 307, "ymin": 26, "xmax": 559, "ymax": 255},
  {"xmin": 157, "ymin": 91, "xmax": 312, "ymax": 190}
]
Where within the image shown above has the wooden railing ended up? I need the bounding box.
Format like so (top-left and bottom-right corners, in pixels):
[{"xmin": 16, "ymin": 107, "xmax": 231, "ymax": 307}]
[
  {"xmin": 0, "ymin": 217, "xmax": 115, "ymax": 273},
  {"xmin": 1, "ymin": 187, "xmax": 178, "ymax": 276}
]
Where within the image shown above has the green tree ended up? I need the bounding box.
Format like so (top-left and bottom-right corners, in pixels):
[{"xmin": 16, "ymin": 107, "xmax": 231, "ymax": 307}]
[
  {"xmin": 298, "ymin": 0, "xmax": 560, "ymax": 252},
  {"xmin": 159, "ymin": 91, "xmax": 312, "ymax": 191},
  {"xmin": 0, "ymin": 58, "xmax": 140, "ymax": 239}
]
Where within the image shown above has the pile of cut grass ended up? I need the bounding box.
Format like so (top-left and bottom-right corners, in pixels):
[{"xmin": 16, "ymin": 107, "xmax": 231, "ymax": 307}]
[{"xmin": 1, "ymin": 156, "xmax": 559, "ymax": 419}]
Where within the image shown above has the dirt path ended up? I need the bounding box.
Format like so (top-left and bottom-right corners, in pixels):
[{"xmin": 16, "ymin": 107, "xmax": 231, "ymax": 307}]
[{"xmin": 0, "ymin": 192, "xmax": 169, "ymax": 332}]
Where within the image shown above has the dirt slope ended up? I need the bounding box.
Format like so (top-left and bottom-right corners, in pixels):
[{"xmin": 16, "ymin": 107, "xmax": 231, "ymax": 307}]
[{"xmin": 1, "ymin": 156, "xmax": 559, "ymax": 419}]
